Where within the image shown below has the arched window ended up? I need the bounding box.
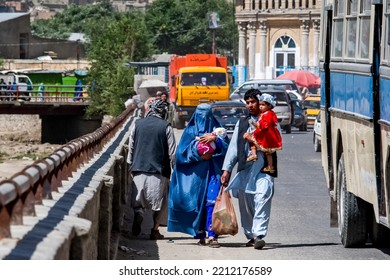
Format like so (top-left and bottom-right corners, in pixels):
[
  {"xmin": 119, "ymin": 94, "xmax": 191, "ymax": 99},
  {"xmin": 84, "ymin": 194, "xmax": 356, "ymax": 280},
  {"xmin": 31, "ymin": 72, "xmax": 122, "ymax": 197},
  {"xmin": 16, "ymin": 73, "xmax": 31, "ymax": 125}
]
[{"xmin": 274, "ymin": 36, "xmax": 297, "ymax": 77}]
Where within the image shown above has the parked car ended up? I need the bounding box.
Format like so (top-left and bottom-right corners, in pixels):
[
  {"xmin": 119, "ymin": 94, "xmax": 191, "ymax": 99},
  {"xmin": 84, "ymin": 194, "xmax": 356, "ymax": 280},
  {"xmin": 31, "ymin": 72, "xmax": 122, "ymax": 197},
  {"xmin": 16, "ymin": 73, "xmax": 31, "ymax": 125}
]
[
  {"xmin": 303, "ymin": 94, "xmax": 320, "ymax": 125},
  {"xmin": 210, "ymin": 101, "xmax": 248, "ymax": 138},
  {"xmin": 313, "ymin": 113, "xmax": 321, "ymax": 152},
  {"xmin": 261, "ymin": 89, "xmax": 293, "ymax": 134},
  {"xmin": 290, "ymin": 97, "xmax": 308, "ymax": 131},
  {"xmin": 230, "ymin": 79, "xmax": 300, "ymax": 101},
  {"xmin": 287, "ymin": 89, "xmax": 303, "ymax": 101}
]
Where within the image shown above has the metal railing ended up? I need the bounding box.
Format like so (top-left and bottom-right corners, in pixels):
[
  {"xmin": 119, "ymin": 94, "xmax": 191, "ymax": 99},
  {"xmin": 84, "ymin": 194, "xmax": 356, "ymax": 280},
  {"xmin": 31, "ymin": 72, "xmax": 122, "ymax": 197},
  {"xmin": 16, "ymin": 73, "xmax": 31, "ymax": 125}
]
[
  {"xmin": 0, "ymin": 102, "xmax": 136, "ymax": 240},
  {"xmin": 0, "ymin": 84, "xmax": 90, "ymax": 103}
]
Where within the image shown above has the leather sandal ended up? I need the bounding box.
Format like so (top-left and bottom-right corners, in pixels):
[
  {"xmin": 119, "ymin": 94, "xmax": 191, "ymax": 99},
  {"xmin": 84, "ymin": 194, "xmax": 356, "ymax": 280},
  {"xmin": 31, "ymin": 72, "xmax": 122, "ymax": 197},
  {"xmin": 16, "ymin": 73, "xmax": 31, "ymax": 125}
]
[
  {"xmin": 208, "ymin": 239, "xmax": 221, "ymax": 248},
  {"xmin": 261, "ymin": 166, "xmax": 275, "ymax": 174},
  {"xmin": 197, "ymin": 238, "xmax": 206, "ymax": 246},
  {"xmin": 246, "ymin": 238, "xmax": 255, "ymax": 247},
  {"xmin": 247, "ymin": 154, "xmax": 258, "ymax": 162}
]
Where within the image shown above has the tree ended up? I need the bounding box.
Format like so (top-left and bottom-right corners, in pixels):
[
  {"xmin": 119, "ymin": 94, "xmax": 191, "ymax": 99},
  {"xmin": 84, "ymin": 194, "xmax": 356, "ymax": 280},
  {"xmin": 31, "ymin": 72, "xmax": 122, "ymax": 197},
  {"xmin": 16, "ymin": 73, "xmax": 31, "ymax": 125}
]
[
  {"xmin": 85, "ymin": 12, "xmax": 154, "ymax": 117},
  {"xmin": 145, "ymin": 0, "xmax": 237, "ymax": 62},
  {"xmin": 32, "ymin": 3, "xmax": 154, "ymax": 117},
  {"xmin": 31, "ymin": 1, "xmax": 117, "ymax": 39},
  {"xmin": 30, "ymin": 0, "xmax": 237, "ymax": 116}
]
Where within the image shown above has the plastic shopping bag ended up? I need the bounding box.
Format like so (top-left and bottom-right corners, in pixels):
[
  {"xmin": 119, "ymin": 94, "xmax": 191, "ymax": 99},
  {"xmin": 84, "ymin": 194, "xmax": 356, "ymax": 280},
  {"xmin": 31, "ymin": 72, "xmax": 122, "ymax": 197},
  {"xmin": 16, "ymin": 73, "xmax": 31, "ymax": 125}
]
[{"xmin": 211, "ymin": 186, "xmax": 238, "ymax": 236}]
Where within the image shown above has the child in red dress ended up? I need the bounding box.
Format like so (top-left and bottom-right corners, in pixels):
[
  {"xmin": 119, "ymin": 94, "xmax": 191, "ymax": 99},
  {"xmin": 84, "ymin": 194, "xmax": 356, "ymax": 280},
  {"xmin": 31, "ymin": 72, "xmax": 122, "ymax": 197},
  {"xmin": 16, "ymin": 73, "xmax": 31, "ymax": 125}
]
[{"xmin": 246, "ymin": 93, "xmax": 282, "ymax": 174}]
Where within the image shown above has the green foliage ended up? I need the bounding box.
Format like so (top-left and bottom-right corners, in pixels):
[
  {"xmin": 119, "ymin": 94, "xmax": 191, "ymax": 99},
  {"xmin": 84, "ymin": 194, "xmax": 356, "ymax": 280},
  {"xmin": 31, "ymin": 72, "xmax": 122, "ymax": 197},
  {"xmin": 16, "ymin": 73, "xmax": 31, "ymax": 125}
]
[
  {"xmin": 85, "ymin": 13, "xmax": 153, "ymax": 117},
  {"xmin": 31, "ymin": 1, "xmax": 117, "ymax": 39},
  {"xmin": 145, "ymin": 0, "xmax": 237, "ymax": 59},
  {"xmin": 30, "ymin": 0, "xmax": 237, "ymax": 116}
]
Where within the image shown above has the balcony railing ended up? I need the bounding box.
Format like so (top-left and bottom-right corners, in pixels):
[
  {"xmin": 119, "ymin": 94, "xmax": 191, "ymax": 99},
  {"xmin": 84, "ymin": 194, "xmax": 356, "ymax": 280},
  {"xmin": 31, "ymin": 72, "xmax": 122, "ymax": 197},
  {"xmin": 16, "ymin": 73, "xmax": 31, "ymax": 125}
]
[{"xmin": 241, "ymin": 0, "xmax": 319, "ymax": 11}]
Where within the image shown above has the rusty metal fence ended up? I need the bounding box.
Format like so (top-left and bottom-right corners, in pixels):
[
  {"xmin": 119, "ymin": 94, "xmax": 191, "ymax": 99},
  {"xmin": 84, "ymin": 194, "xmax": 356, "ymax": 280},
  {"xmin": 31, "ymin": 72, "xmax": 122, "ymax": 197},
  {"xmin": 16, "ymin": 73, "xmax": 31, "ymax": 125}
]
[{"xmin": 0, "ymin": 102, "xmax": 137, "ymax": 241}]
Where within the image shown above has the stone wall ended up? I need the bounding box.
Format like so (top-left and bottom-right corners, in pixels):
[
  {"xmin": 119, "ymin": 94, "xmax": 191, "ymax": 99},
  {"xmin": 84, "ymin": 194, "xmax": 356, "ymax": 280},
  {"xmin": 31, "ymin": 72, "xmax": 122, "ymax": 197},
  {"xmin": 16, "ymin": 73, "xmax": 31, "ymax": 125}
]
[
  {"xmin": 2, "ymin": 59, "xmax": 90, "ymax": 72},
  {"xmin": 0, "ymin": 104, "xmax": 142, "ymax": 259}
]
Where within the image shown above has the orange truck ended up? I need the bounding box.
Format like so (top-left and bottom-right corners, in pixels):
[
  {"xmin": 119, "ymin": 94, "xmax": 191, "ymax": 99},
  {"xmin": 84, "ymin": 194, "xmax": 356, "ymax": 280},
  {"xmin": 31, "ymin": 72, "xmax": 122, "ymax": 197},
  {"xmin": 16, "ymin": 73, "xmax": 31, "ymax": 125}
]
[{"xmin": 168, "ymin": 54, "xmax": 230, "ymax": 129}]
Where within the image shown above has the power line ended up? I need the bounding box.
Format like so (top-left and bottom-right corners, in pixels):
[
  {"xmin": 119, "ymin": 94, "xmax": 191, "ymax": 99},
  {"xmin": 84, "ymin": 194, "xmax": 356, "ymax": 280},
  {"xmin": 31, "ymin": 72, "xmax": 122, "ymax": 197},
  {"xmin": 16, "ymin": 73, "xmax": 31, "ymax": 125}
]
[{"xmin": 0, "ymin": 41, "xmax": 77, "ymax": 47}]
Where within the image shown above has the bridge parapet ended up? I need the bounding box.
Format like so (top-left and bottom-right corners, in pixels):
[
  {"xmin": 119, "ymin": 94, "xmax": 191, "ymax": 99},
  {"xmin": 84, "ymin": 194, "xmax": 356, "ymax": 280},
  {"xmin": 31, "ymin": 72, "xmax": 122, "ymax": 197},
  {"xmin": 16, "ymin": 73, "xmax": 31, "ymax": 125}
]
[
  {"xmin": 0, "ymin": 84, "xmax": 89, "ymax": 103},
  {"xmin": 0, "ymin": 99, "xmax": 144, "ymax": 259}
]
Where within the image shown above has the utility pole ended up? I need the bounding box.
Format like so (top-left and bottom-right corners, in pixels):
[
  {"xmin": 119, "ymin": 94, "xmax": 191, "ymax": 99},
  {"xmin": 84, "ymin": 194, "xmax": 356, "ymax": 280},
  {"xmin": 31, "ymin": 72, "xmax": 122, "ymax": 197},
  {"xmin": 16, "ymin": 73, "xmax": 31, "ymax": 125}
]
[
  {"xmin": 76, "ymin": 39, "xmax": 80, "ymax": 69},
  {"xmin": 212, "ymin": 29, "xmax": 216, "ymax": 54},
  {"xmin": 232, "ymin": 0, "xmax": 236, "ymax": 65}
]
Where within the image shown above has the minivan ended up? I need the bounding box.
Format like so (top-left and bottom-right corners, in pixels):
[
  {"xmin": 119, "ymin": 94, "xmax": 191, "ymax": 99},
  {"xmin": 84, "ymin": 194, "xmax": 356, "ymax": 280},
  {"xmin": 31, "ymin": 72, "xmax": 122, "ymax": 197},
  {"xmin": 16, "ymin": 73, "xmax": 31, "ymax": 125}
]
[{"xmin": 231, "ymin": 79, "xmax": 297, "ymax": 133}]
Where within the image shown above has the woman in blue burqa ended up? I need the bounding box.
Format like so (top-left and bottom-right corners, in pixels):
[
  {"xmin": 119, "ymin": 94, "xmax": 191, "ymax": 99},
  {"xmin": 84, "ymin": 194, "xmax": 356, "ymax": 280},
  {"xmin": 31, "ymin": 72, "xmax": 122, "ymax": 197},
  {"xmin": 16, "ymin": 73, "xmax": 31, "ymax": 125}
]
[{"xmin": 168, "ymin": 103, "xmax": 229, "ymax": 248}]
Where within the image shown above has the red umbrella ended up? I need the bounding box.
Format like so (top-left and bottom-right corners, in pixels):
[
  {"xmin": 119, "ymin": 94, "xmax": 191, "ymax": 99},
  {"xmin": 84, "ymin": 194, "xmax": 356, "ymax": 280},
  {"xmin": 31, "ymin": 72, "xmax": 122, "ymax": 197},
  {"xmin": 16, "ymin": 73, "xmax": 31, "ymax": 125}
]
[{"xmin": 277, "ymin": 70, "xmax": 321, "ymax": 88}]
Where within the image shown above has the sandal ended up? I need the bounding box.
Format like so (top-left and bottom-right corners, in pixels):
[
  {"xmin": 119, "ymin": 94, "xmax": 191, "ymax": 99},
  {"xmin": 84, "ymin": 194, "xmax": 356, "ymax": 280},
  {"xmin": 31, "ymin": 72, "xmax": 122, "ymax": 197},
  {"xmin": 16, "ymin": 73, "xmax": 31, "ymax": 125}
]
[
  {"xmin": 150, "ymin": 229, "xmax": 164, "ymax": 240},
  {"xmin": 245, "ymin": 238, "xmax": 255, "ymax": 247},
  {"xmin": 261, "ymin": 166, "xmax": 275, "ymax": 174},
  {"xmin": 247, "ymin": 154, "xmax": 258, "ymax": 162},
  {"xmin": 197, "ymin": 238, "xmax": 206, "ymax": 246},
  {"xmin": 208, "ymin": 239, "xmax": 221, "ymax": 248}
]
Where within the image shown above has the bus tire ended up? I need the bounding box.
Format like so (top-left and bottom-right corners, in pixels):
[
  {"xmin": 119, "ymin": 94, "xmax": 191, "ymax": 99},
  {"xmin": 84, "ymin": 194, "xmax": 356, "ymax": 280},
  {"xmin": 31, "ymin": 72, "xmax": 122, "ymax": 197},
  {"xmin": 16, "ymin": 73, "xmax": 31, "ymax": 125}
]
[
  {"xmin": 173, "ymin": 111, "xmax": 185, "ymax": 129},
  {"xmin": 314, "ymin": 135, "xmax": 321, "ymax": 152},
  {"xmin": 337, "ymin": 153, "xmax": 368, "ymax": 247}
]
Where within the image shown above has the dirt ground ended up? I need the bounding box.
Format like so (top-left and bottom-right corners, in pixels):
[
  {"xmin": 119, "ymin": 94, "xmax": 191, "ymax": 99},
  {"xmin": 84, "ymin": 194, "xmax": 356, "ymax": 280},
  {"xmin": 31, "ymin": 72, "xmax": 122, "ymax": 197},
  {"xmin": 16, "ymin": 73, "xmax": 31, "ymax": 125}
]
[{"xmin": 0, "ymin": 115, "xmax": 61, "ymax": 180}]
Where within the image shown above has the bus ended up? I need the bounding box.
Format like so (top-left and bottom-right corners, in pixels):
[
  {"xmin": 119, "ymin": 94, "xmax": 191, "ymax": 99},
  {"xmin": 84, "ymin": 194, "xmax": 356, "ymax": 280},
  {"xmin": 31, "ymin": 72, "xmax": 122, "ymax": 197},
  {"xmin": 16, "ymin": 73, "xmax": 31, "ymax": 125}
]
[{"xmin": 319, "ymin": 0, "xmax": 390, "ymax": 247}]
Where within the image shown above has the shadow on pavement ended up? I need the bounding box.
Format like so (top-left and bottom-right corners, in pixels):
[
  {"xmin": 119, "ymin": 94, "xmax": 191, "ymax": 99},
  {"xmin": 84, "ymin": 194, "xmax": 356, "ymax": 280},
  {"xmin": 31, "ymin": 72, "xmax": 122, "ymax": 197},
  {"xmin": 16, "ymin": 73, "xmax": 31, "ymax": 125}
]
[{"xmin": 116, "ymin": 193, "xmax": 160, "ymax": 260}]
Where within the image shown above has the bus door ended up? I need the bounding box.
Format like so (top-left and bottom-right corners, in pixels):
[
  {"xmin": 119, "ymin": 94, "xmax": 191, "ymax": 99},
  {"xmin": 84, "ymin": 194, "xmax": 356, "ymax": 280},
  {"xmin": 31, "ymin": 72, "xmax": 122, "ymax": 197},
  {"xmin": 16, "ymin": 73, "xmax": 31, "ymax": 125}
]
[
  {"xmin": 377, "ymin": 0, "xmax": 390, "ymax": 225},
  {"xmin": 319, "ymin": 4, "xmax": 335, "ymax": 206}
]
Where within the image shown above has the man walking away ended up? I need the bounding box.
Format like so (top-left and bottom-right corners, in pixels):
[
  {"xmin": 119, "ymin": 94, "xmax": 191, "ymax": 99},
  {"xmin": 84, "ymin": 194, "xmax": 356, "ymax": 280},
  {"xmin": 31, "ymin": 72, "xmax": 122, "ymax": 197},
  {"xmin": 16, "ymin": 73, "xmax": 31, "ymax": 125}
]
[{"xmin": 127, "ymin": 98, "xmax": 176, "ymax": 240}]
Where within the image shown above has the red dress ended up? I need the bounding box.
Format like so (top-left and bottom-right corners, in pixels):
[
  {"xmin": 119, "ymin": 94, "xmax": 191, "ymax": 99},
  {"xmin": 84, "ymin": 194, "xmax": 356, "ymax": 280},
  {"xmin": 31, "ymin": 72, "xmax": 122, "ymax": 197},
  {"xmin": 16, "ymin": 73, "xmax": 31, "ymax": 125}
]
[{"xmin": 253, "ymin": 110, "xmax": 282, "ymax": 153}]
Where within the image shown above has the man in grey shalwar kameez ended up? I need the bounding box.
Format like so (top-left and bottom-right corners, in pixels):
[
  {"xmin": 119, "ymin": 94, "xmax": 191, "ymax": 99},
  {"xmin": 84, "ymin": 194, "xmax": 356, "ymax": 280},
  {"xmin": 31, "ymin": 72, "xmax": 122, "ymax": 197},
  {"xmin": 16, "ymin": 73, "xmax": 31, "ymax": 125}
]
[{"xmin": 127, "ymin": 98, "xmax": 176, "ymax": 240}]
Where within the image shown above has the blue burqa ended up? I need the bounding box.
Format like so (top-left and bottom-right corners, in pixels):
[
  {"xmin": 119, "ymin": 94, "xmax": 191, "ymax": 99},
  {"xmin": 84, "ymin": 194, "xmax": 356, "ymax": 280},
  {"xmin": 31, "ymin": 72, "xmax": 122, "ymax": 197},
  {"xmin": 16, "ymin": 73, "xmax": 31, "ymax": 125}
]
[{"xmin": 168, "ymin": 104, "xmax": 229, "ymax": 236}]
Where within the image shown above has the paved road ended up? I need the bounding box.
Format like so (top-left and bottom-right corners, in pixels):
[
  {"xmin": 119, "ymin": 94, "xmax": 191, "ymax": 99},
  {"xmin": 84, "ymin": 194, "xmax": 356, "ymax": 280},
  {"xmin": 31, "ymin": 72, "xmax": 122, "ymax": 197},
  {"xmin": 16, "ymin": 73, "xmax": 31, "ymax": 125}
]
[{"xmin": 117, "ymin": 127, "xmax": 390, "ymax": 260}]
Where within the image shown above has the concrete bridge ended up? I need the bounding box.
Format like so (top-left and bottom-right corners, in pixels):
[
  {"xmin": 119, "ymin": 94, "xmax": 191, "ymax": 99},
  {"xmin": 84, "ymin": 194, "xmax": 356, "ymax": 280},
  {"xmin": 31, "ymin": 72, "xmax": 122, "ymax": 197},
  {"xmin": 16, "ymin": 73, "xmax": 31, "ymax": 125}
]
[
  {"xmin": 0, "ymin": 99, "xmax": 144, "ymax": 259},
  {"xmin": 0, "ymin": 89, "xmax": 101, "ymax": 144}
]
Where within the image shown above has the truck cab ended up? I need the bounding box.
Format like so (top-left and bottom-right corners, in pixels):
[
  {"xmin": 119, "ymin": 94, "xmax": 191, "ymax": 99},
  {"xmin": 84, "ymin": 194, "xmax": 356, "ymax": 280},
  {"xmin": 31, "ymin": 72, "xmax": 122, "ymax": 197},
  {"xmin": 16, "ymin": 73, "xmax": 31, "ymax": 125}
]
[
  {"xmin": 168, "ymin": 54, "xmax": 230, "ymax": 129},
  {"xmin": 171, "ymin": 66, "xmax": 230, "ymax": 128},
  {"xmin": 0, "ymin": 73, "xmax": 33, "ymax": 100}
]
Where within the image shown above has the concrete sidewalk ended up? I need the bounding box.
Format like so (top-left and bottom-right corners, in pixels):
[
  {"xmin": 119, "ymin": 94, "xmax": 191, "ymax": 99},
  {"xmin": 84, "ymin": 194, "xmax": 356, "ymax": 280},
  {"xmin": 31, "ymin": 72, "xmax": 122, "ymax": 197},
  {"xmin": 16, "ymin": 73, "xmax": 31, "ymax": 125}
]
[{"xmin": 116, "ymin": 190, "xmax": 255, "ymax": 260}]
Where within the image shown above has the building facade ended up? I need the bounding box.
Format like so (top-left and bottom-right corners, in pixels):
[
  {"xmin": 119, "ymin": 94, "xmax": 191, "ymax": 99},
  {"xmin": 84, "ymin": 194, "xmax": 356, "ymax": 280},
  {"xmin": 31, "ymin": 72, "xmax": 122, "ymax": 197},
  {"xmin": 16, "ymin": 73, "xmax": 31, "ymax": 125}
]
[
  {"xmin": 112, "ymin": 0, "xmax": 155, "ymax": 12},
  {"xmin": 235, "ymin": 0, "xmax": 321, "ymax": 84},
  {"xmin": 0, "ymin": 13, "xmax": 85, "ymax": 60}
]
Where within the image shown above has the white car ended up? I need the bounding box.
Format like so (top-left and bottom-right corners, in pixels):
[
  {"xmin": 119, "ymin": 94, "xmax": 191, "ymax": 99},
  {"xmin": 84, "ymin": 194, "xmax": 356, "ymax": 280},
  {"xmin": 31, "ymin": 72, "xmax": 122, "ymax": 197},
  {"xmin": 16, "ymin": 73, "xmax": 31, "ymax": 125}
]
[
  {"xmin": 313, "ymin": 113, "xmax": 321, "ymax": 152},
  {"xmin": 286, "ymin": 89, "xmax": 303, "ymax": 101}
]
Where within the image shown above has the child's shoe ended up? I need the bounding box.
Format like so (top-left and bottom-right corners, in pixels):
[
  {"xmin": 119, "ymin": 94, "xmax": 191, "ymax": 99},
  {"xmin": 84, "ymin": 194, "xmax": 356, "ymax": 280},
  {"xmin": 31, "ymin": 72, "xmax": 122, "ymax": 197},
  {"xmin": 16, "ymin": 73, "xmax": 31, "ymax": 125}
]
[
  {"xmin": 261, "ymin": 166, "xmax": 275, "ymax": 174},
  {"xmin": 247, "ymin": 154, "xmax": 258, "ymax": 161}
]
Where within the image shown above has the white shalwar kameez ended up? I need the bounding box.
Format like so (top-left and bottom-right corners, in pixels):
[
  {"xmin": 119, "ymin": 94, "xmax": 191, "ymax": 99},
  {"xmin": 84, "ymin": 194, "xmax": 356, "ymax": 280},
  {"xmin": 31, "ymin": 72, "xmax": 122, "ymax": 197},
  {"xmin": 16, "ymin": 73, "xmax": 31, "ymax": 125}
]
[{"xmin": 222, "ymin": 120, "xmax": 275, "ymax": 240}]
